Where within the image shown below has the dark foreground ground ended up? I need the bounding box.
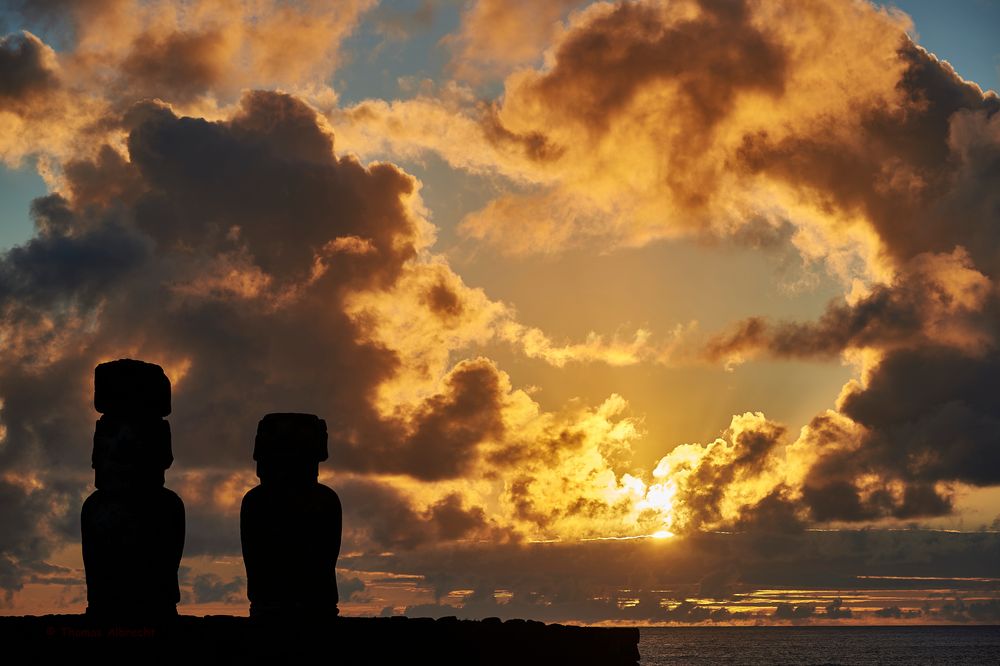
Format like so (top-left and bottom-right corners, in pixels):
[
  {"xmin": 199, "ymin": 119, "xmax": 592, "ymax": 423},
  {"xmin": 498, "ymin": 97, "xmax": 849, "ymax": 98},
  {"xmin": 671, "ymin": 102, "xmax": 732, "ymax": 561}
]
[{"xmin": 0, "ymin": 614, "xmax": 640, "ymax": 665}]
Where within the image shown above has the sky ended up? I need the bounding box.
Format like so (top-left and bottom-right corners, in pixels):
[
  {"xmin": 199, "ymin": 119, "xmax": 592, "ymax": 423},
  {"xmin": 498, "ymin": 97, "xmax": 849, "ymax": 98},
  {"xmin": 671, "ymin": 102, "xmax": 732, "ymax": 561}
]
[{"xmin": 0, "ymin": 0, "xmax": 999, "ymax": 624}]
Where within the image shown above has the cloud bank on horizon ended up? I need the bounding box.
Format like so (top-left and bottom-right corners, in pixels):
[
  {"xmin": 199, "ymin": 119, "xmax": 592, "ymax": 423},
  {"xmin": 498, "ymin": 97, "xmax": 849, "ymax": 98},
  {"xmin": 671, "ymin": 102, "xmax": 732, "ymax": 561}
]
[{"xmin": 0, "ymin": 0, "xmax": 998, "ymax": 621}]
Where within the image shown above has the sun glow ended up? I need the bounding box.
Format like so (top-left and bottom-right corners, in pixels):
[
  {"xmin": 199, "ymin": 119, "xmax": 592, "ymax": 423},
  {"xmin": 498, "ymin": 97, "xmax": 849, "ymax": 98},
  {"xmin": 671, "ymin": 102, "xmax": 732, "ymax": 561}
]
[{"xmin": 634, "ymin": 477, "xmax": 679, "ymax": 535}]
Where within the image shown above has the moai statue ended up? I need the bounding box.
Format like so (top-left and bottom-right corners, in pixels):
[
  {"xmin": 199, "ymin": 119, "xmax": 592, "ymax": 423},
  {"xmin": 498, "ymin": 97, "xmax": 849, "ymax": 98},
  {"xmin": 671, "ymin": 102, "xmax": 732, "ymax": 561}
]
[
  {"xmin": 81, "ymin": 359, "xmax": 185, "ymax": 618},
  {"xmin": 241, "ymin": 413, "xmax": 342, "ymax": 618}
]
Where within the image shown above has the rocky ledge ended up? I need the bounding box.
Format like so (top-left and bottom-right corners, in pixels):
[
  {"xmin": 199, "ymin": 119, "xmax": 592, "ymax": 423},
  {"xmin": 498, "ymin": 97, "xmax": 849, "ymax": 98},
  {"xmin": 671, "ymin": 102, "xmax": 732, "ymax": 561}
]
[{"xmin": 0, "ymin": 614, "xmax": 640, "ymax": 665}]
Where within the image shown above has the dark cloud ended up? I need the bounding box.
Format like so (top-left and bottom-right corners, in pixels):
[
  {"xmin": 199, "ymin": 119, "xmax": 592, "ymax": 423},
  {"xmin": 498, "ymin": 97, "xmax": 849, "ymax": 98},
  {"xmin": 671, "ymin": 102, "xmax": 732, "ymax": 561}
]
[
  {"xmin": 824, "ymin": 597, "xmax": 852, "ymax": 619},
  {"xmin": 0, "ymin": 90, "xmax": 508, "ymax": 588},
  {"xmin": 700, "ymin": 40, "xmax": 1000, "ymax": 524},
  {"xmin": 525, "ymin": 0, "xmax": 786, "ymax": 136},
  {"xmin": 0, "ymin": 31, "xmax": 57, "ymax": 105},
  {"xmin": 772, "ymin": 602, "xmax": 814, "ymax": 620},
  {"xmin": 874, "ymin": 605, "xmax": 919, "ymax": 619},
  {"xmin": 487, "ymin": 423, "xmax": 586, "ymax": 471},
  {"xmin": 62, "ymin": 146, "xmax": 144, "ymax": 211},
  {"xmin": 478, "ymin": 0, "xmax": 788, "ymax": 212},
  {"xmin": 737, "ymin": 41, "xmax": 1000, "ymax": 271},
  {"xmin": 668, "ymin": 415, "xmax": 787, "ymax": 532},
  {"xmin": 124, "ymin": 91, "xmax": 416, "ymax": 284},
  {"xmin": 339, "ymin": 477, "xmax": 433, "ymax": 551},
  {"xmin": 383, "ymin": 359, "xmax": 505, "ymax": 481},
  {"xmin": 403, "ymin": 593, "xmax": 742, "ymax": 624},
  {"xmin": 427, "ymin": 493, "xmax": 487, "ymax": 541},
  {"xmin": 705, "ymin": 250, "xmax": 994, "ymax": 363},
  {"xmin": 798, "ymin": 407, "xmax": 983, "ymax": 523},
  {"xmin": 423, "ymin": 280, "xmax": 463, "ymax": 319},
  {"xmin": 336, "ymin": 572, "xmax": 366, "ymax": 602},
  {"xmin": 933, "ymin": 598, "xmax": 1000, "ymax": 623},
  {"xmin": 479, "ymin": 105, "xmax": 564, "ymax": 162},
  {"xmin": 733, "ymin": 489, "xmax": 804, "ymax": 534},
  {"xmin": 703, "ymin": 290, "xmax": 922, "ymax": 362},
  {"xmin": 189, "ymin": 572, "xmax": 245, "ymax": 605},
  {"xmin": 720, "ymin": 336, "xmax": 1000, "ymax": 523},
  {"xmin": 120, "ymin": 29, "xmax": 227, "ymax": 103},
  {"xmin": 345, "ymin": 530, "xmax": 1000, "ymax": 623},
  {"xmin": 337, "ymin": 477, "xmax": 504, "ymax": 554},
  {"xmin": 0, "ymin": 220, "xmax": 149, "ymax": 311},
  {"xmin": 839, "ymin": 347, "xmax": 1000, "ymax": 486},
  {"xmin": 0, "ymin": 477, "xmax": 82, "ymax": 597},
  {"xmin": 696, "ymin": 568, "xmax": 739, "ymax": 600}
]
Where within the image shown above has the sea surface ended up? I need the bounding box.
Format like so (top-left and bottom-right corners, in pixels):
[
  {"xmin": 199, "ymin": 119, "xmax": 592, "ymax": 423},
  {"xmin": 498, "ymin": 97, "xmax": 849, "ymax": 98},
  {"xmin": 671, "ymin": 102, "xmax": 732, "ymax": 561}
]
[{"xmin": 638, "ymin": 625, "xmax": 1000, "ymax": 665}]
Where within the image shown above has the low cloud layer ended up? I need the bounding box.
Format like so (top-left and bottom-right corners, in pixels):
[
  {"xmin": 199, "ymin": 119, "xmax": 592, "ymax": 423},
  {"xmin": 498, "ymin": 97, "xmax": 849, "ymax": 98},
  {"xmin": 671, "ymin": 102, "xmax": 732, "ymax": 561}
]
[{"xmin": 343, "ymin": 529, "xmax": 1000, "ymax": 623}]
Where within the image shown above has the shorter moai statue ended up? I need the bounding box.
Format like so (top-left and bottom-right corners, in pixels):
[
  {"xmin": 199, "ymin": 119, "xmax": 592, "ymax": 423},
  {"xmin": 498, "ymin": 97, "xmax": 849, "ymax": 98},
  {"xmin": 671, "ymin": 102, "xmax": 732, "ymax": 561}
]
[
  {"xmin": 241, "ymin": 413, "xmax": 342, "ymax": 618},
  {"xmin": 81, "ymin": 359, "xmax": 185, "ymax": 618}
]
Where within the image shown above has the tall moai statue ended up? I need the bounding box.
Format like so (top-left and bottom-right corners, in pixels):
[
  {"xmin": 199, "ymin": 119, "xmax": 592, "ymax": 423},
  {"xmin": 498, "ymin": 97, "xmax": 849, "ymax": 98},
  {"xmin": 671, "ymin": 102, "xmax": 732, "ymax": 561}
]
[
  {"xmin": 241, "ymin": 413, "xmax": 342, "ymax": 618},
  {"xmin": 81, "ymin": 359, "xmax": 185, "ymax": 617}
]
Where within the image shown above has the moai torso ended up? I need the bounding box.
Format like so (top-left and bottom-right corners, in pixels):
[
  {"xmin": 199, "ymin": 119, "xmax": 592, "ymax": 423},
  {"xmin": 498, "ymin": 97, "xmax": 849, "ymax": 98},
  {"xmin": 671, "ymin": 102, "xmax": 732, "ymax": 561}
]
[
  {"xmin": 81, "ymin": 359, "xmax": 185, "ymax": 618},
  {"xmin": 240, "ymin": 413, "xmax": 342, "ymax": 618}
]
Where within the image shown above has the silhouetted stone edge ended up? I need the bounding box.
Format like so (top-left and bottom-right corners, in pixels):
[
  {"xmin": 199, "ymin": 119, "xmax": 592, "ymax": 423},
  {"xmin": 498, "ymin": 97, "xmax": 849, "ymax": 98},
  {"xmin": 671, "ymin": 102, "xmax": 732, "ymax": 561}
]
[{"xmin": 0, "ymin": 615, "xmax": 640, "ymax": 665}]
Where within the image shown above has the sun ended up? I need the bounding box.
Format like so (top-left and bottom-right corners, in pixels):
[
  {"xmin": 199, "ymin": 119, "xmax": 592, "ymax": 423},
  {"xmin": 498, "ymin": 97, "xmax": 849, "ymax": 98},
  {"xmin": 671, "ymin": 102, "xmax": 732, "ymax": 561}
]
[{"xmin": 634, "ymin": 476, "xmax": 679, "ymax": 537}]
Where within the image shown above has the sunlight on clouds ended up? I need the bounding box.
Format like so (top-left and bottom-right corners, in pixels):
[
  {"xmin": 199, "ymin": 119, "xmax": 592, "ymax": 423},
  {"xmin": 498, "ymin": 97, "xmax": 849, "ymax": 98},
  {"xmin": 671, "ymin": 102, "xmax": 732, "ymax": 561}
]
[
  {"xmin": 343, "ymin": 258, "xmax": 508, "ymax": 414},
  {"xmin": 338, "ymin": 0, "xmax": 915, "ymax": 277},
  {"xmin": 500, "ymin": 322, "xmax": 654, "ymax": 367}
]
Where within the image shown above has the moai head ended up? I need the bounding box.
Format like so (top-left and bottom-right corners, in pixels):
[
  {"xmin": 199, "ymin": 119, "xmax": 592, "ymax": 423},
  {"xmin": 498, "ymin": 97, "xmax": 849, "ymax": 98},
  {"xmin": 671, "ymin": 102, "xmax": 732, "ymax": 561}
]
[
  {"xmin": 92, "ymin": 359, "xmax": 173, "ymax": 491},
  {"xmin": 253, "ymin": 413, "xmax": 328, "ymax": 485}
]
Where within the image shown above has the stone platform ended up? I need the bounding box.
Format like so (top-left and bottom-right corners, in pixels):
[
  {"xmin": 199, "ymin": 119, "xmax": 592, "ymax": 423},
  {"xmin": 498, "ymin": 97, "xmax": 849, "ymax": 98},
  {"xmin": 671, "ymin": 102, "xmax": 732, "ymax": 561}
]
[{"xmin": 0, "ymin": 614, "xmax": 640, "ymax": 664}]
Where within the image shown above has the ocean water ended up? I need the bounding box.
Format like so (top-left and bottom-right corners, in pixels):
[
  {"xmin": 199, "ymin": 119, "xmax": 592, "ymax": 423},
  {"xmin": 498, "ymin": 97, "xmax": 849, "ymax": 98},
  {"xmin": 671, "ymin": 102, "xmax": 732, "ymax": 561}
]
[{"xmin": 638, "ymin": 625, "xmax": 1000, "ymax": 665}]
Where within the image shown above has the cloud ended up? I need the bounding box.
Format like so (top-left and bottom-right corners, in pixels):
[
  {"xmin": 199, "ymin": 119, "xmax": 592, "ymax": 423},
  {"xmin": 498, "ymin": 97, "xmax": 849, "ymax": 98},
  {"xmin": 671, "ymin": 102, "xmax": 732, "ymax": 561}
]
[
  {"xmin": 0, "ymin": 475, "xmax": 83, "ymax": 600},
  {"xmin": 336, "ymin": 358, "xmax": 506, "ymax": 481},
  {"xmin": 830, "ymin": 345, "xmax": 1000, "ymax": 489},
  {"xmin": 0, "ymin": 89, "xmax": 513, "ymax": 589},
  {"xmin": 0, "ymin": 78, "xmax": 693, "ymax": 599},
  {"xmin": 773, "ymin": 602, "xmax": 815, "ymax": 620},
  {"xmin": 498, "ymin": 322, "xmax": 657, "ymax": 367},
  {"xmin": 645, "ymin": 412, "xmax": 790, "ymax": 533},
  {"xmin": 0, "ymin": 0, "xmax": 377, "ymax": 167},
  {"xmin": 704, "ymin": 247, "xmax": 994, "ymax": 364},
  {"xmin": 443, "ymin": 0, "xmax": 584, "ymax": 82},
  {"xmin": 337, "ymin": 571, "xmax": 366, "ymax": 602},
  {"xmin": 343, "ymin": 529, "xmax": 1000, "ymax": 623},
  {"xmin": 338, "ymin": 0, "xmax": 927, "ymax": 264},
  {"xmin": 363, "ymin": 0, "xmax": 1000, "ymax": 533},
  {"xmin": 189, "ymin": 572, "xmax": 245, "ymax": 604},
  {"xmin": 336, "ymin": 476, "xmax": 510, "ymax": 553},
  {"xmin": 16, "ymin": 0, "xmax": 375, "ymax": 103},
  {"xmin": 118, "ymin": 27, "xmax": 235, "ymax": 103},
  {"xmin": 0, "ymin": 31, "xmax": 58, "ymax": 104}
]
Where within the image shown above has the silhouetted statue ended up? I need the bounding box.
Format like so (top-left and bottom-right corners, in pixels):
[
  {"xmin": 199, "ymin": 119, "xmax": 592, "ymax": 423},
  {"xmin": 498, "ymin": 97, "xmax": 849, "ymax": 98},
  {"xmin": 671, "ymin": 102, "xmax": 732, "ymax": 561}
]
[
  {"xmin": 241, "ymin": 413, "xmax": 342, "ymax": 618},
  {"xmin": 81, "ymin": 359, "xmax": 185, "ymax": 618}
]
